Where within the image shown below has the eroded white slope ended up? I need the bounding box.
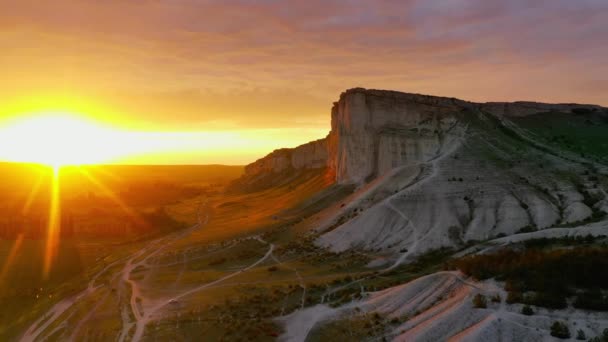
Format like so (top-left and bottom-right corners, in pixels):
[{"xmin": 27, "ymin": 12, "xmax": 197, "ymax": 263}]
[
  {"xmin": 279, "ymin": 271, "xmax": 608, "ymax": 342},
  {"xmin": 316, "ymin": 127, "xmax": 605, "ymax": 264}
]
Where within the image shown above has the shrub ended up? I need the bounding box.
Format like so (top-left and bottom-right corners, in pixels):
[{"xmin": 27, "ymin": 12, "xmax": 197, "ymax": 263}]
[
  {"xmin": 573, "ymin": 288, "xmax": 608, "ymax": 311},
  {"xmin": 452, "ymin": 247, "xmax": 608, "ymax": 310},
  {"xmin": 588, "ymin": 328, "xmax": 608, "ymax": 342},
  {"xmin": 521, "ymin": 305, "xmax": 534, "ymax": 316},
  {"xmin": 491, "ymin": 294, "xmax": 501, "ymax": 303},
  {"xmin": 472, "ymin": 294, "xmax": 487, "ymax": 308},
  {"xmin": 506, "ymin": 291, "xmax": 522, "ymax": 304},
  {"xmin": 550, "ymin": 321, "xmax": 571, "ymax": 339},
  {"xmin": 527, "ymin": 291, "xmax": 567, "ymax": 310},
  {"xmin": 592, "ymin": 210, "xmax": 607, "ymax": 221},
  {"xmin": 576, "ymin": 329, "xmax": 586, "ymax": 340},
  {"xmin": 516, "ymin": 225, "xmax": 536, "ymax": 234}
]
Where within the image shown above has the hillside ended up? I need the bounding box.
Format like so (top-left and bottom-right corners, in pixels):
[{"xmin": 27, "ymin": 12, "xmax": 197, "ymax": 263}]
[
  {"xmin": 241, "ymin": 88, "xmax": 608, "ymax": 266},
  {"xmin": 6, "ymin": 89, "xmax": 608, "ymax": 342}
]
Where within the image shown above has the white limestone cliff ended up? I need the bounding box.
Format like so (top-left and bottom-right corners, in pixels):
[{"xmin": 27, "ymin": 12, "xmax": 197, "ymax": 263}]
[
  {"xmin": 243, "ymin": 88, "xmax": 603, "ymax": 185},
  {"xmin": 243, "ymin": 138, "xmax": 328, "ymax": 177},
  {"xmin": 237, "ymin": 88, "xmax": 607, "ymax": 259}
]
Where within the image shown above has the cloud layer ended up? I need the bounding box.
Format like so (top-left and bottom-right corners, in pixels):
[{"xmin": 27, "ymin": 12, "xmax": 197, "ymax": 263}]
[{"xmin": 1, "ymin": 0, "xmax": 607, "ymax": 132}]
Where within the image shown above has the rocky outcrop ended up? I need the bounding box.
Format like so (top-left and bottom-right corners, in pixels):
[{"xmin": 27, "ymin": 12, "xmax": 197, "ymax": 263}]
[
  {"xmin": 234, "ymin": 87, "xmax": 607, "ymax": 261},
  {"xmin": 327, "ymin": 88, "xmax": 466, "ymax": 184},
  {"xmin": 239, "ymin": 88, "xmax": 607, "ymax": 187},
  {"xmin": 243, "ymin": 138, "xmax": 328, "ymax": 177}
]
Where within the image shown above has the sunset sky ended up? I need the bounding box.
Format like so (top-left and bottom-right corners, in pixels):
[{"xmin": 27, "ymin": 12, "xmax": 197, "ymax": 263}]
[{"xmin": 1, "ymin": 0, "xmax": 607, "ymax": 165}]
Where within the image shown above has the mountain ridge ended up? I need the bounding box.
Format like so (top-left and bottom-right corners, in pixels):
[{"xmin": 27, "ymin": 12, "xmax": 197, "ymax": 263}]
[
  {"xmin": 239, "ymin": 87, "xmax": 607, "ymax": 187},
  {"xmin": 233, "ymin": 87, "xmax": 608, "ymax": 265}
]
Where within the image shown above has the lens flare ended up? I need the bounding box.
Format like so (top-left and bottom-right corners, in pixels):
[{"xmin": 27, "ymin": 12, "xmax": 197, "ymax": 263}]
[
  {"xmin": 0, "ymin": 234, "xmax": 25, "ymax": 283},
  {"xmin": 43, "ymin": 166, "xmax": 61, "ymax": 279},
  {"xmin": 76, "ymin": 168, "xmax": 145, "ymax": 226}
]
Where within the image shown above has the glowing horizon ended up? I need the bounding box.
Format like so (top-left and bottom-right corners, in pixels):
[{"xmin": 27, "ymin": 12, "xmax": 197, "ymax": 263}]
[
  {"xmin": 0, "ymin": 112, "xmax": 327, "ymax": 166},
  {"xmin": 1, "ymin": 1, "xmax": 607, "ymax": 166}
]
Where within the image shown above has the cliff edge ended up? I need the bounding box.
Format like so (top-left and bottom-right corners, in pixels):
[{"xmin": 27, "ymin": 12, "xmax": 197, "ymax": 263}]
[{"xmin": 237, "ymin": 88, "xmax": 605, "ymax": 188}]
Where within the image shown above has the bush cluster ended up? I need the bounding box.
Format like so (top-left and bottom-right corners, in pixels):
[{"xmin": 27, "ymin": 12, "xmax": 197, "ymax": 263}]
[{"xmin": 451, "ymin": 247, "xmax": 608, "ymax": 310}]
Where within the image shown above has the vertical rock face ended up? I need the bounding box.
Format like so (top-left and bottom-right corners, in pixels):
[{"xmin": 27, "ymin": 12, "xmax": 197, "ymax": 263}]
[
  {"xmin": 241, "ymin": 88, "xmax": 604, "ymax": 185},
  {"xmin": 327, "ymin": 88, "xmax": 466, "ymax": 184},
  {"xmin": 244, "ymin": 138, "xmax": 328, "ymax": 177},
  {"xmin": 291, "ymin": 138, "xmax": 329, "ymax": 170}
]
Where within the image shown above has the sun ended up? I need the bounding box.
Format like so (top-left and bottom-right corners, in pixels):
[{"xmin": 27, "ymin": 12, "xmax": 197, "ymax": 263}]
[{"xmin": 0, "ymin": 112, "xmax": 127, "ymax": 167}]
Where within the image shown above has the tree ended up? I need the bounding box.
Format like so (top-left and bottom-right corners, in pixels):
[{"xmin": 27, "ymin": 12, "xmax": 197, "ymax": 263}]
[
  {"xmin": 589, "ymin": 328, "xmax": 608, "ymax": 342},
  {"xmin": 576, "ymin": 329, "xmax": 586, "ymax": 340},
  {"xmin": 587, "ymin": 328, "xmax": 608, "ymax": 342},
  {"xmin": 491, "ymin": 294, "xmax": 501, "ymax": 303},
  {"xmin": 521, "ymin": 305, "xmax": 534, "ymax": 316},
  {"xmin": 472, "ymin": 294, "xmax": 487, "ymax": 308},
  {"xmin": 550, "ymin": 321, "xmax": 570, "ymax": 339}
]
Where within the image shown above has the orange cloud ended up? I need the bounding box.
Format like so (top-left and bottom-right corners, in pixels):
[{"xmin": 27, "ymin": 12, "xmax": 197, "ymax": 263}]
[{"xmin": 0, "ymin": 0, "xmax": 607, "ymax": 163}]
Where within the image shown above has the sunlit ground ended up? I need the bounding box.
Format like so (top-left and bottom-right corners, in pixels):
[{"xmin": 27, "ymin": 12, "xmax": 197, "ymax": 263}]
[
  {"xmin": 0, "ymin": 111, "xmax": 331, "ymax": 340},
  {"xmin": 0, "ymin": 164, "xmax": 136, "ymax": 281}
]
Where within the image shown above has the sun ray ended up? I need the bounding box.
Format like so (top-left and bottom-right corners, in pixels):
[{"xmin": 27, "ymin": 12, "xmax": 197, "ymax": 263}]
[
  {"xmin": 43, "ymin": 166, "xmax": 61, "ymax": 279},
  {"xmin": 0, "ymin": 233, "xmax": 25, "ymax": 284},
  {"xmin": 76, "ymin": 168, "xmax": 145, "ymax": 226},
  {"xmin": 21, "ymin": 172, "xmax": 44, "ymax": 215},
  {"xmin": 84, "ymin": 165, "xmax": 122, "ymax": 183}
]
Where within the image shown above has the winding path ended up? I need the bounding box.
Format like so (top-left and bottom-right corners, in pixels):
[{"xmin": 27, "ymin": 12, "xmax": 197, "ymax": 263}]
[{"xmin": 130, "ymin": 239, "xmax": 275, "ymax": 342}]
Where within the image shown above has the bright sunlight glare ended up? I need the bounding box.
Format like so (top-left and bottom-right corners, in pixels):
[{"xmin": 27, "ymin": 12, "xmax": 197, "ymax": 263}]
[
  {"xmin": 0, "ymin": 111, "xmax": 330, "ymax": 166},
  {"xmin": 0, "ymin": 112, "xmax": 155, "ymax": 166}
]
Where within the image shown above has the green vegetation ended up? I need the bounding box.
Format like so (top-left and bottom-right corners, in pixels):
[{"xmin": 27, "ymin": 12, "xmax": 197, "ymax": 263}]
[
  {"xmin": 274, "ymin": 233, "xmax": 371, "ymax": 271},
  {"xmin": 308, "ymin": 311, "xmax": 404, "ymax": 340},
  {"xmin": 550, "ymin": 321, "xmax": 571, "ymax": 339},
  {"xmin": 451, "ymin": 245, "xmax": 608, "ymax": 310},
  {"xmin": 513, "ymin": 111, "xmax": 608, "ymax": 162},
  {"xmin": 573, "ymin": 288, "xmax": 608, "ymax": 311},
  {"xmin": 521, "ymin": 234, "xmax": 602, "ymax": 249},
  {"xmin": 472, "ymin": 294, "xmax": 487, "ymax": 308},
  {"xmin": 588, "ymin": 328, "xmax": 608, "ymax": 342},
  {"xmin": 521, "ymin": 305, "xmax": 534, "ymax": 316},
  {"xmin": 576, "ymin": 329, "xmax": 586, "ymax": 340},
  {"xmin": 142, "ymin": 207, "xmax": 187, "ymax": 234}
]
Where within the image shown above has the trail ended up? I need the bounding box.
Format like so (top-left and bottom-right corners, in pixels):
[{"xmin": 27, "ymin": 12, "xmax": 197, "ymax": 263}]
[
  {"xmin": 119, "ymin": 201, "xmax": 209, "ymax": 342},
  {"xmin": 21, "ymin": 200, "xmax": 208, "ymax": 342},
  {"xmin": 130, "ymin": 239, "xmax": 275, "ymax": 342},
  {"xmin": 19, "ymin": 259, "xmax": 120, "ymax": 342},
  {"xmin": 272, "ymin": 254, "xmax": 306, "ymax": 309},
  {"xmin": 453, "ymin": 220, "xmax": 608, "ymax": 258},
  {"xmin": 382, "ymin": 163, "xmax": 435, "ymax": 271},
  {"xmin": 69, "ymin": 292, "xmax": 109, "ymax": 340},
  {"xmin": 380, "ymin": 127, "xmax": 466, "ymax": 270},
  {"xmin": 149, "ymin": 241, "xmax": 236, "ymax": 268},
  {"xmin": 384, "ymin": 199, "xmax": 418, "ymax": 269},
  {"xmin": 316, "ymin": 152, "xmax": 466, "ymax": 312}
]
